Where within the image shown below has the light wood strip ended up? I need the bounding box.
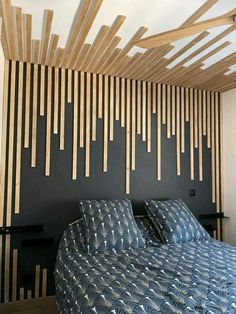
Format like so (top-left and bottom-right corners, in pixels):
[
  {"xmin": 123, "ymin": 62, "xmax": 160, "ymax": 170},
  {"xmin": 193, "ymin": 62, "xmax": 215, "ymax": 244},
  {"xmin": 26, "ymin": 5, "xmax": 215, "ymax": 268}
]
[
  {"xmin": 171, "ymin": 86, "xmax": 176, "ymax": 136},
  {"xmin": 42, "ymin": 268, "xmax": 47, "ymax": 298},
  {"xmin": 219, "ymin": 93, "xmax": 224, "ymax": 211},
  {"xmin": 53, "ymin": 68, "xmax": 59, "ymax": 134},
  {"xmin": 147, "ymin": 82, "xmax": 151, "ymax": 152},
  {"xmin": 12, "ymin": 6, "xmax": 23, "ymax": 61},
  {"xmin": 115, "ymin": 77, "xmax": 120, "ymax": 120},
  {"xmin": 79, "ymin": 72, "xmax": 85, "ymax": 147},
  {"xmin": 181, "ymin": 87, "xmax": 185, "ymax": 153},
  {"xmin": 40, "ymin": 65, "xmax": 45, "ymax": 116},
  {"xmin": 103, "ymin": 75, "xmax": 109, "ymax": 172},
  {"xmin": 31, "ymin": 64, "xmax": 38, "ymax": 167},
  {"xmin": 211, "ymin": 92, "xmax": 216, "ymax": 203},
  {"xmin": 4, "ymin": 235, "xmax": 10, "ymax": 302},
  {"xmin": 152, "ymin": 83, "xmax": 156, "ymax": 113},
  {"xmin": 74, "ymin": 43, "xmax": 91, "ymax": 70},
  {"xmin": 1, "ymin": 0, "xmax": 15, "ymax": 60},
  {"xmin": 24, "ymin": 63, "xmax": 31, "ymax": 147},
  {"xmin": 162, "ymin": 84, "xmax": 166, "ymax": 124},
  {"xmin": 98, "ymin": 74, "xmax": 103, "ymax": 119},
  {"xmin": 27, "ymin": 290, "xmax": 32, "ymax": 300},
  {"xmin": 92, "ymin": 73, "xmax": 97, "ymax": 141},
  {"xmin": 0, "ymin": 61, "xmax": 9, "ymax": 226},
  {"xmin": 6, "ymin": 61, "xmax": 16, "ymax": 226},
  {"xmin": 121, "ymin": 78, "xmax": 125, "ymax": 127},
  {"xmin": 194, "ymin": 89, "xmax": 198, "ymax": 148},
  {"xmin": 176, "ymin": 86, "xmax": 181, "ymax": 176},
  {"xmin": 137, "ymin": 81, "xmax": 141, "ymax": 134},
  {"xmin": 203, "ymin": 90, "xmax": 207, "ymax": 135},
  {"xmin": 131, "ymin": 80, "xmax": 136, "ymax": 170},
  {"xmin": 72, "ymin": 71, "xmax": 78, "ymax": 180},
  {"xmin": 85, "ymin": 72, "xmax": 91, "ymax": 177},
  {"xmin": 167, "ymin": 85, "xmax": 171, "ymax": 138},
  {"xmin": 34, "ymin": 265, "xmax": 40, "ymax": 299},
  {"xmin": 19, "ymin": 288, "xmax": 24, "ymax": 301},
  {"xmin": 207, "ymin": 90, "xmax": 211, "ymax": 148},
  {"xmin": 0, "ymin": 4, "xmax": 10, "ymax": 59},
  {"xmin": 45, "ymin": 67, "xmax": 52, "ymax": 176},
  {"xmin": 46, "ymin": 34, "xmax": 59, "ymax": 66},
  {"xmin": 215, "ymin": 92, "xmax": 220, "ymax": 211},
  {"xmin": 39, "ymin": 10, "xmax": 53, "ymax": 64},
  {"xmin": 185, "ymin": 88, "xmax": 189, "ymax": 122},
  {"xmin": 110, "ymin": 76, "xmax": 114, "ymax": 141},
  {"xmin": 12, "ymin": 249, "xmax": 18, "ymax": 302},
  {"xmin": 23, "ymin": 14, "xmax": 32, "ymax": 62},
  {"xmin": 31, "ymin": 39, "xmax": 40, "ymax": 64},
  {"xmin": 190, "ymin": 88, "xmax": 194, "ymax": 180},
  {"xmin": 100, "ymin": 48, "xmax": 122, "ymax": 74},
  {"xmin": 67, "ymin": 69, "xmax": 72, "ymax": 102},
  {"xmin": 126, "ymin": 79, "xmax": 131, "ymax": 194},
  {"xmin": 53, "ymin": 47, "xmax": 64, "ymax": 67},
  {"xmin": 157, "ymin": 83, "xmax": 161, "ymax": 181},
  {"xmin": 198, "ymin": 90, "xmax": 203, "ymax": 181},
  {"xmin": 142, "ymin": 81, "xmax": 146, "ymax": 141},
  {"xmin": 60, "ymin": 69, "xmax": 65, "ymax": 150}
]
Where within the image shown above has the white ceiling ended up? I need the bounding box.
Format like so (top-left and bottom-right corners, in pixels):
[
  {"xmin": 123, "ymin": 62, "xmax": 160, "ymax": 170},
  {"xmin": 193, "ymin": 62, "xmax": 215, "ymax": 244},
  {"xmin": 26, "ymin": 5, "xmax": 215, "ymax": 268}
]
[{"xmin": 12, "ymin": 0, "xmax": 236, "ymax": 72}]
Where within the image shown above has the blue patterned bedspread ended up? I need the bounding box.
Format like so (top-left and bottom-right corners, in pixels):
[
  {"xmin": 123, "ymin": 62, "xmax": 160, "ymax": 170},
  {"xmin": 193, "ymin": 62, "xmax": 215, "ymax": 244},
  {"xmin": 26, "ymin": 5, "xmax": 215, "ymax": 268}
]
[{"xmin": 55, "ymin": 221, "xmax": 236, "ymax": 314}]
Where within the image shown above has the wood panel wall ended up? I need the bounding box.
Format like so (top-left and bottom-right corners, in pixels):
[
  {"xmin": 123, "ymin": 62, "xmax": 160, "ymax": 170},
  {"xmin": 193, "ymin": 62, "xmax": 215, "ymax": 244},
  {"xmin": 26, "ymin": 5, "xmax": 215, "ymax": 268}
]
[{"xmin": 0, "ymin": 60, "xmax": 223, "ymax": 302}]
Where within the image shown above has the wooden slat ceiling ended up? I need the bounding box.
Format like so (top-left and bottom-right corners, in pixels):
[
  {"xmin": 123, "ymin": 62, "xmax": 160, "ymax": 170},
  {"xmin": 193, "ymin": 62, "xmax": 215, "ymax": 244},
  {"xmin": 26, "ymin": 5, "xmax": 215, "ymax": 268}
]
[{"xmin": 0, "ymin": 0, "xmax": 236, "ymax": 92}]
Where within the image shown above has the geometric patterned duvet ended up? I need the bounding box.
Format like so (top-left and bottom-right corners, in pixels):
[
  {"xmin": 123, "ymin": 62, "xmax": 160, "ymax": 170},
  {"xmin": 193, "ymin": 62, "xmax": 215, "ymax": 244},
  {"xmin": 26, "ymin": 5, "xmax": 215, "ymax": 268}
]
[{"xmin": 55, "ymin": 220, "xmax": 236, "ymax": 314}]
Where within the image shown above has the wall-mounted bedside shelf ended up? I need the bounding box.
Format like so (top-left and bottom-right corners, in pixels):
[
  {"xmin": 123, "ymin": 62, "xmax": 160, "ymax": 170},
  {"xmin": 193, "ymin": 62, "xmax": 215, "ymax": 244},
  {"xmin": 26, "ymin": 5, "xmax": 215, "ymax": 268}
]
[
  {"xmin": 199, "ymin": 212, "xmax": 229, "ymax": 241},
  {"xmin": 0, "ymin": 225, "xmax": 43, "ymax": 235}
]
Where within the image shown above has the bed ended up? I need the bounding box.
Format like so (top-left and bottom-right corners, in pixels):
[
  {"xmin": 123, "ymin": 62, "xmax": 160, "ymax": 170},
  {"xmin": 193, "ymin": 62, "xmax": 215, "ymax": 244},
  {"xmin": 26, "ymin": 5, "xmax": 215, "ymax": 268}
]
[{"xmin": 55, "ymin": 215, "xmax": 236, "ymax": 314}]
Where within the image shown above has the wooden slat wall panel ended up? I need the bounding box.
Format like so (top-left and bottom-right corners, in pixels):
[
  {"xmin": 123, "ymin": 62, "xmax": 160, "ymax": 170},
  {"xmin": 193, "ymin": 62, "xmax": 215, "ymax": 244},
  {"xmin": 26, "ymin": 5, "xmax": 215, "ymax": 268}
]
[
  {"xmin": 45, "ymin": 67, "xmax": 52, "ymax": 176},
  {"xmin": 53, "ymin": 68, "xmax": 59, "ymax": 134},
  {"xmin": 137, "ymin": 81, "xmax": 141, "ymax": 134},
  {"xmin": 39, "ymin": 10, "xmax": 53, "ymax": 64},
  {"xmin": 109, "ymin": 76, "xmax": 114, "ymax": 141},
  {"xmin": 167, "ymin": 85, "xmax": 171, "ymax": 138},
  {"xmin": 60, "ymin": 69, "xmax": 65, "ymax": 150},
  {"xmin": 40, "ymin": 65, "xmax": 45, "ymax": 116},
  {"xmin": 42, "ymin": 269, "xmax": 47, "ymax": 298},
  {"xmin": 121, "ymin": 78, "xmax": 125, "ymax": 127},
  {"xmin": 103, "ymin": 75, "xmax": 108, "ymax": 172},
  {"xmin": 67, "ymin": 69, "xmax": 72, "ymax": 102},
  {"xmin": 12, "ymin": 249, "xmax": 18, "ymax": 302},
  {"xmin": 147, "ymin": 82, "xmax": 151, "ymax": 152},
  {"xmin": 142, "ymin": 81, "xmax": 146, "ymax": 141},
  {"xmin": 4, "ymin": 235, "xmax": 10, "ymax": 302},
  {"xmin": 115, "ymin": 77, "xmax": 120, "ymax": 121},
  {"xmin": 31, "ymin": 64, "xmax": 38, "ymax": 167},
  {"xmin": 126, "ymin": 79, "xmax": 131, "ymax": 194},
  {"xmin": 181, "ymin": 87, "xmax": 185, "ymax": 153},
  {"xmin": 72, "ymin": 71, "xmax": 78, "ymax": 180},
  {"xmin": 171, "ymin": 85, "xmax": 175, "ymax": 135},
  {"xmin": 157, "ymin": 83, "xmax": 161, "ymax": 181},
  {"xmin": 98, "ymin": 74, "xmax": 103, "ymax": 119},
  {"xmin": 207, "ymin": 90, "xmax": 211, "ymax": 148},
  {"xmin": 215, "ymin": 92, "xmax": 220, "ymax": 211},
  {"xmin": 85, "ymin": 72, "xmax": 91, "ymax": 177},
  {"xmin": 211, "ymin": 91, "xmax": 216, "ymax": 203},
  {"xmin": 190, "ymin": 87, "xmax": 194, "ymax": 180},
  {"xmin": 24, "ymin": 63, "xmax": 31, "ymax": 148},
  {"xmin": 34, "ymin": 265, "xmax": 40, "ymax": 299},
  {"xmin": 176, "ymin": 86, "xmax": 181, "ymax": 176},
  {"xmin": 131, "ymin": 80, "xmax": 136, "ymax": 170},
  {"xmin": 198, "ymin": 90, "xmax": 203, "ymax": 181},
  {"xmin": 92, "ymin": 73, "xmax": 97, "ymax": 141}
]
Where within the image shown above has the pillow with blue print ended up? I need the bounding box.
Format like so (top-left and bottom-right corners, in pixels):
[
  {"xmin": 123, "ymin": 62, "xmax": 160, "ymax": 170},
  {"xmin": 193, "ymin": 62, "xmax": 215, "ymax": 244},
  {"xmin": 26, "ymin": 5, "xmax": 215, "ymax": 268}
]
[
  {"xmin": 145, "ymin": 199, "xmax": 210, "ymax": 244},
  {"xmin": 79, "ymin": 199, "xmax": 146, "ymax": 253}
]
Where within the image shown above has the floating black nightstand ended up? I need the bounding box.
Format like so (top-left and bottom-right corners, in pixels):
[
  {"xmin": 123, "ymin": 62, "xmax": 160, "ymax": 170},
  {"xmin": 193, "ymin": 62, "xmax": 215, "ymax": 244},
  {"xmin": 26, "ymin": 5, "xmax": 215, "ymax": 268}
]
[{"xmin": 199, "ymin": 212, "xmax": 229, "ymax": 241}]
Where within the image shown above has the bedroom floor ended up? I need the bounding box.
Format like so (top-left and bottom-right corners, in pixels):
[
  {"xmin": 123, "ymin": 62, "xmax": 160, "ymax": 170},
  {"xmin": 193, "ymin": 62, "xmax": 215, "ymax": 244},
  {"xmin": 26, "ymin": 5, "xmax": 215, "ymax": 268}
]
[{"xmin": 0, "ymin": 296, "xmax": 58, "ymax": 314}]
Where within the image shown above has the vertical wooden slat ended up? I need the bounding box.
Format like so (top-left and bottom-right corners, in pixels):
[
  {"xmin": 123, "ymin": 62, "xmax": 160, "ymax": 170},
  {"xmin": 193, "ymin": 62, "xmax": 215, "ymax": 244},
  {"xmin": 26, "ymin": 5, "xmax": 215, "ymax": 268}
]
[
  {"xmin": 31, "ymin": 64, "xmax": 38, "ymax": 167},
  {"xmin": 0, "ymin": 236, "xmax": 2, "ymax": 301},
  {"xmin": 171, "ymin": 85, "xmax": 176, "ymax": 136},
  {"xmin": 45, "ymin": 67, "xmax": 52, "ymax": 176},
  {"xmin": 103, "ymin": 75, "xmax": 108, "ymax": 172},
  {"xmin": 24, "ymin": 63, "xmax": 31, "ymax": 148},
  {"xmin": 72, "ymin": 71, "xmax": 78, "ymax": 180},
  {"xmin": 53, "ymin": 67, "xmax": 59, "ymax": 134},
  {"xmin": 185, "ymin": 87, "xmax": 189, "ymax": 122},
  {"xmin": 181, "ymin": 87, "xmax": 185, "ymax": 153},
  {"xmin": 115, "ymin": 77, "xmax": 120, "ymax": 120},
  {"xmin": 142, "ymin": 81, "xmax": 146, "ymax": 141},
  {"xmin": 167, "ymin": 85, "xmax": 171, "ymax": 138},
  {"xmin": 42, "ymin": 268, "xmax": 47, "ymax": 298},
  {"xmin": 162, "ymin": 84, "xmax": 166, "ymax": 124},
  {"xmin": 60, "ymin": 69, "xmax": 65, "ymax": 150},
  {"xmin": 126, "ymin": 79, "xmax": 131, "ymax": 194},
  {"xmin": 6, "ymin": 61, "xmax": 16, "ymax": 226},
  {"xmin": 12, "ymin": 249, "xmax": 18, "ymax": 302},
  {"xmin": 203, "ymin": 90, "xmax": 207, "ymax": 135},
  {"xmin": 109, "ymin": 76, "xmax": 114, "ymax": 141},
  {"xmin": 131, "ymin": 80, "xmax": 136, "ymax": 170},
  {"xmin": 152, "ymin": 82, "xmax": 156, "ymax": 113},
  {"xmin": 4, "ymin": 235, "xmax": 10, "ymax": 302},
  {"xmin": 137, "ymin": 81, "xmax": 141, "ymax": 134},
  {"xmin": 190, "ymin": 89, "xmax": 194, "ymax": 180},
  {"xmin": 27, "ymin": 290, "xmax": 32, "ymax": 300},
  {"xmin": 34, "ymin": 265, "xmax": 40, "ymax": 299},
  {"xmin": 215, "ymin": 92, "xmax": 220, "ymax": 211},
  {"xmin": 0, "ymin": 61, "xmax": 9, "ymax": 226},
  {"xmin": 79, "ymin": 71, "xmax": 85, "ymax": 147},
  {"xmin": 92, "ymin": 73, "xmax": 97, "ymax": 141},
  {"xmin": 19, "ymin": 288, "xmax": 24, "ymax": 301},
  {"xmin": 194, "ymin": 89, "xmax": 198, "ymax": 148},
  {"xmin": 198, "ymin": 90, "xmax": 203, "ymax": 181},
  {"xmin": 39, "ymin": 10, "xmax": 53, "ymax": 64},
  {"xmin": 207, "ymin": 90, "xmax": 211, "ymax": 148},
  {"xmin": 219, "ymin": 93, "xmax": 224, "ymax": 211},
  {"xmin": 211, "ymin": 91, "xmax": 216, "ymax": 203},
  {"xmin": 40, "ymin": 65, "xmax": 45, "ymax": 116},
  {"xmin": 67, "ymin": 69, "xmax": 72, "ymax": 102},
  {"xmin": 15, "ymin": 62, "xmax": 23, "ymax": 213},
  {"xmin": 147, "ymin": 82, "xmax": 151, "ymax": 152},
  {"xmin": 157, "ymin": 83, "xmax": 161, "ymax": 181},
  {"xmin": 176, "ymin": 86, "xmax": 181, "ymax": 176},
  {"xmin": 85, "ymin": 72, "xmax": 91, "ymax": 177},
  {"xmin": 121, "ymin": 78, "xmax": 125, "ymax": 127},
  {"xmin": 98, "ymin": 74, "xmax": 103, "ymax": 119}
]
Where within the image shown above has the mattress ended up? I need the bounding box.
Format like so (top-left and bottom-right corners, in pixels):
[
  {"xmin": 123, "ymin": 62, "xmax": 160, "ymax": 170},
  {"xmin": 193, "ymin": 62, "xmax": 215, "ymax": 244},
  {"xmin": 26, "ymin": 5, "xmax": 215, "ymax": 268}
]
[{"xmin": 55, "ymin": 218, "xmax": 236, "ymax": 313}]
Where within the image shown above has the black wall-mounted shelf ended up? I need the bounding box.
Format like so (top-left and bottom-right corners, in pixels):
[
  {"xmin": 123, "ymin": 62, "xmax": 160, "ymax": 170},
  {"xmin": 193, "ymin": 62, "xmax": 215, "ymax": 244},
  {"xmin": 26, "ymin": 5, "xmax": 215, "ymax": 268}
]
[
  {"xmin": 0, "ymin": 225, "xmax": 43, "ymax": 235},
  {"xmin": 199, "ymin": 212, "xmax": 229, "ymax": 220}
]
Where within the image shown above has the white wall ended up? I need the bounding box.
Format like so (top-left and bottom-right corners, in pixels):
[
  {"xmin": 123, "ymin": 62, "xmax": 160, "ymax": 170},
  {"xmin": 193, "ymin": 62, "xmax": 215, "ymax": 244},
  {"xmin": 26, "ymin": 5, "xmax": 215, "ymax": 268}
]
[{"xmin": 223, "ymin": 89, "xmax": 236, "ymax": 246}]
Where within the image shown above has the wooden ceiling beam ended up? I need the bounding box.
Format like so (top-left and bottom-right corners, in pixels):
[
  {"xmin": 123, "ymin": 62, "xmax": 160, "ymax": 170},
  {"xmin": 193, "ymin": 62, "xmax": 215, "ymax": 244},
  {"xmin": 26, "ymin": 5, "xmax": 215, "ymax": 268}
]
[
  {"xmin": 74, "ymin": 43, "xmax": 91, "ymax": 70},
  {"xmin": 31, "ymin": 39, "xmax": 40, "ymax": 64},
  {"xmin": 0, "ymin": 0, "xmax": 15, "ymax": 59},
  {"xmin": 100, "ymin": 47, "xmax": 122, "ymax": 74},
  {"xmin": 53, "ymin": 47, "xmax": 64, "ymax": 67},
  {"xmin": 46, "ymin": 34, "xmax": 59, "ymax": 66},
  {"xmin": 12, "ymin": 6, "xmax": 23, "ymax": 61},
  {"xmin": 23, "ymin": 13, "xmax": 32, "ymax": 62}
]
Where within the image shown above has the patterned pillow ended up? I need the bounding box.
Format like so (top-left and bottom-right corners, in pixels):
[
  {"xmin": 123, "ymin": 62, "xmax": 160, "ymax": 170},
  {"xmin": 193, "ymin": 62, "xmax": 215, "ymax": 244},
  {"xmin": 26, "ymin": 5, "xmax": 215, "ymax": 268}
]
[
  {"xmin": 135, "ymin": 216, "xmax": 162, "ymax": 246},
  {"xmin": 79, "ymin": 200, "xmax": 146, "ymax": 253},
  {"xmin": 145, "ymin": 199, "xmax": 210, "ymax": 244}
]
